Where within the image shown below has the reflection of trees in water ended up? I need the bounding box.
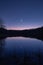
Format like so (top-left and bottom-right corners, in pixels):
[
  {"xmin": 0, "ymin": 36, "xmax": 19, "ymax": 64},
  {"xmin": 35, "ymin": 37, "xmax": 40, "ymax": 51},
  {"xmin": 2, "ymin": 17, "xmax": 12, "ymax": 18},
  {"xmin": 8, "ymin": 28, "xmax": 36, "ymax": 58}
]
[{"xmin": 0, "ymin": 39, "xmax": 5, "ymax": 58}]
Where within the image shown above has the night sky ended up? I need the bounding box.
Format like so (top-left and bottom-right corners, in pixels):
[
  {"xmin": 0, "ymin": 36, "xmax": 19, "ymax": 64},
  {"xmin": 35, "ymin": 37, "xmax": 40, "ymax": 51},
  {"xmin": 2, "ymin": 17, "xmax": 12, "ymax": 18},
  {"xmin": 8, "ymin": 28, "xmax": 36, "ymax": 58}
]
[{"xmin": 0, "ymin": 0, "xmax": 43, "ymax": 30}]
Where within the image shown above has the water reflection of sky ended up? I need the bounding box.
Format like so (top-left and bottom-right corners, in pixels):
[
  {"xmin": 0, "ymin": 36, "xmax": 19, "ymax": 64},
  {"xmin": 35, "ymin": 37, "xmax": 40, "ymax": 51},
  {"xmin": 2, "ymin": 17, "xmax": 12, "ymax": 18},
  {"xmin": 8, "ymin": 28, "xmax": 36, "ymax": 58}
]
[
  {"xmin": 4, "ymin": 37, "xmax": 43, "ymax": 54},
  {"xmin": 0, "ymin": 37, "xmax": 43, "ymax": 65}
]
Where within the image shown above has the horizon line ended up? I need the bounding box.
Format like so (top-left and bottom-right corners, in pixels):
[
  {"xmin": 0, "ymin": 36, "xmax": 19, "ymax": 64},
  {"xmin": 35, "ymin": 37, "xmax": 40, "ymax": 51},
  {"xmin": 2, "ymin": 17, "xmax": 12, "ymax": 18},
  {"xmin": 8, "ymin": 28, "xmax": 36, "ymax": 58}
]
[{"xmin": 6, "ymin": 26, "xmax": 43, "ymax": 30}]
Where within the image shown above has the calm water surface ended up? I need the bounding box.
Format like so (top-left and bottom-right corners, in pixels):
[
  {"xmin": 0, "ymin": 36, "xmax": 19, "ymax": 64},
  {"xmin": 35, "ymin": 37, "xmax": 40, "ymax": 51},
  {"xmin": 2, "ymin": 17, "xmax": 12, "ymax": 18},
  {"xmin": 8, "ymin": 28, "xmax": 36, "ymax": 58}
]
[{"xmin": 0, "ymin": 37, "xmax": 43, "ymax": 65}]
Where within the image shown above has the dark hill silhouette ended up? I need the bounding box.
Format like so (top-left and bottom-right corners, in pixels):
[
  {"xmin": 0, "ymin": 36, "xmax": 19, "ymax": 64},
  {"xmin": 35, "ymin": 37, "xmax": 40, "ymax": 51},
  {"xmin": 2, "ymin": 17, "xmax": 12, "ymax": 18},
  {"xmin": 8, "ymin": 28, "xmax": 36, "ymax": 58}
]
[{"xmin": 0, "ymin": 27, "xmax": 43, "ymax": 40}]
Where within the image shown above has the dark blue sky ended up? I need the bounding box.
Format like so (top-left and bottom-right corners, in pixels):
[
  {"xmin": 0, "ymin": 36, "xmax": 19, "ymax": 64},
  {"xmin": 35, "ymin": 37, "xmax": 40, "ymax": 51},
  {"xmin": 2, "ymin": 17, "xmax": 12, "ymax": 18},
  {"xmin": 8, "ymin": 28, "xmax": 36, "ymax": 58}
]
[{"xmin": 0, "ymin": 0, "xmax": 43, "ymax": 30}]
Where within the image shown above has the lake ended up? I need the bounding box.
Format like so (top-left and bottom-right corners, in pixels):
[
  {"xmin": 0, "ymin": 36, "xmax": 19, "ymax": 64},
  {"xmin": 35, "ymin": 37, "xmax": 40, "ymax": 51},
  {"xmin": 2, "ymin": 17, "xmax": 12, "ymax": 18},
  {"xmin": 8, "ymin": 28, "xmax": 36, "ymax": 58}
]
[{"xmin": 0, "ymin": 37, "xmax": 43, "ymax": 65}]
